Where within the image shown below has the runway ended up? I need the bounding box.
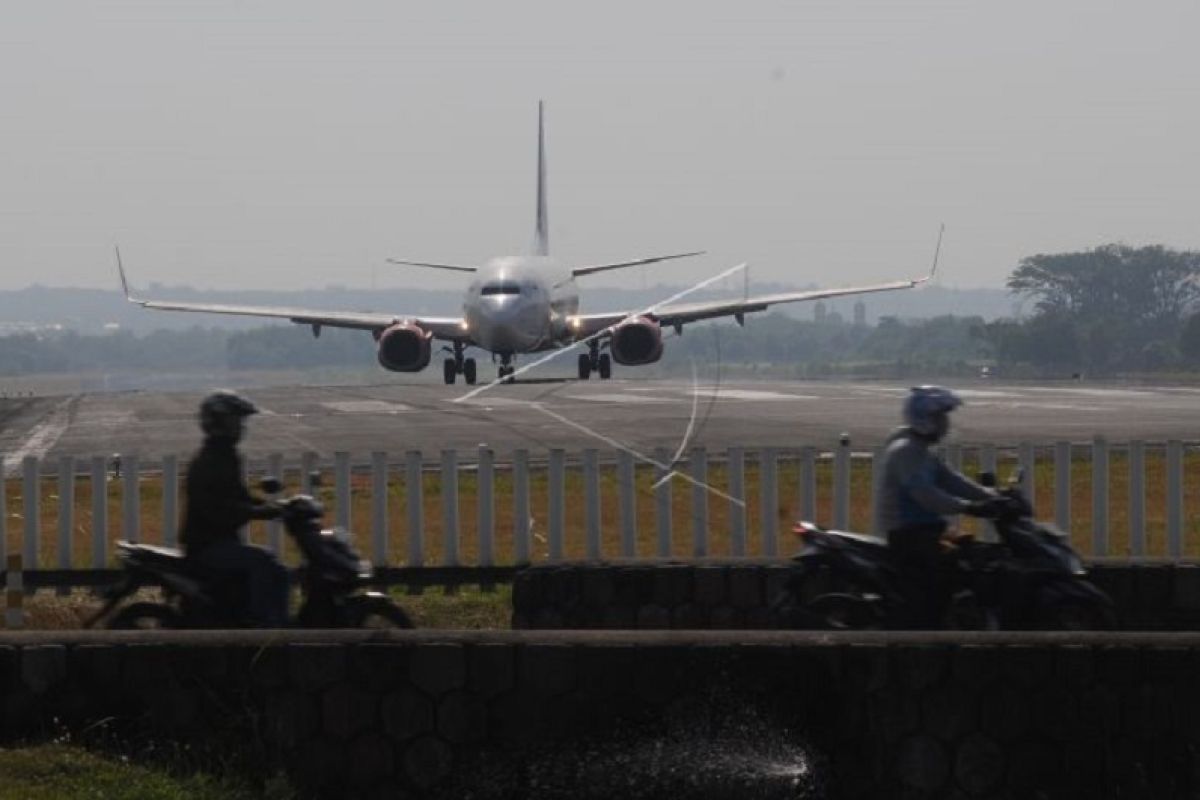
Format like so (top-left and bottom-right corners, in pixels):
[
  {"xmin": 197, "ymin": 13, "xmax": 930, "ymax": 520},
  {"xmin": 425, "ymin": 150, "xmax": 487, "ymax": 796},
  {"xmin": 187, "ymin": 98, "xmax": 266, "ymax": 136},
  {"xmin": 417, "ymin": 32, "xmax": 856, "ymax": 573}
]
[{"xmin": 1, "ymin": 378, "xmax": 1197, "ymax": 466}]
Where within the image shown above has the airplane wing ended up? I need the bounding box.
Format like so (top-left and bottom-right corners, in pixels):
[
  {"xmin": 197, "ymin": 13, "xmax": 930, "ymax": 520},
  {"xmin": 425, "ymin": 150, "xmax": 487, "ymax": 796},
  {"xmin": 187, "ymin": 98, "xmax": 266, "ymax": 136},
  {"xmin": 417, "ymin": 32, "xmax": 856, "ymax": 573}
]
[
  {"xmin": 569, "ymin": 274, "xmax": 931, "ymax": 338},
  {"xmin": 570, "ymin": 251, "xmax": 705, "ymax": 279},
  {"xmin": 116, "ymin": 251, "xmax": 467, "ymax": 340},
  {"xmin": 385, "ymin": 259, "xmax": 478, "ymax": 273}
]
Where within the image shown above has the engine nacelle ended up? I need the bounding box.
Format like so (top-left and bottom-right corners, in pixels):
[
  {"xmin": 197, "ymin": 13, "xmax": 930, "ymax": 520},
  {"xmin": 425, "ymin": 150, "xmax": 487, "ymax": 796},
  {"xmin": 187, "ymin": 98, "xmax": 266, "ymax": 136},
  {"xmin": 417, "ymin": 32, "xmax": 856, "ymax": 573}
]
[
  {"xmin": 375, "ymin": 322, "xmax": 432, "ymax": 372},
  {"xmin": 610, "ymin": 316, "xmax": 664, "ymax": 366}
]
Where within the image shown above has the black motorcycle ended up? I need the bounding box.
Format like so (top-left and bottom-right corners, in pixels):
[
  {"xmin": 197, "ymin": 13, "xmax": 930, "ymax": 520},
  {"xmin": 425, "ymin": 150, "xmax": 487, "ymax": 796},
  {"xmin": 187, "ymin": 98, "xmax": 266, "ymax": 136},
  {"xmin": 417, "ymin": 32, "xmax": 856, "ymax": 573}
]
[
  {"xmin": 86, "ymin": 479, "xmax": 413, "ymax": 630},
  {"xmin": 769, "ymin": 480, "xmax": 1116, "ymax": 631}
]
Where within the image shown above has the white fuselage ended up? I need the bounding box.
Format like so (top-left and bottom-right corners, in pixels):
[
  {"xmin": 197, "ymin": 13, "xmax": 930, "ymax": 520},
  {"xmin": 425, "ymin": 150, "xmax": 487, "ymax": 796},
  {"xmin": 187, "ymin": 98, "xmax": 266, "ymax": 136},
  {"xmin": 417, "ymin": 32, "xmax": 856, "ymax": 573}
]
[{"xmin": 462, "ymin": 256, "xmax": 579, "ymax": 354}]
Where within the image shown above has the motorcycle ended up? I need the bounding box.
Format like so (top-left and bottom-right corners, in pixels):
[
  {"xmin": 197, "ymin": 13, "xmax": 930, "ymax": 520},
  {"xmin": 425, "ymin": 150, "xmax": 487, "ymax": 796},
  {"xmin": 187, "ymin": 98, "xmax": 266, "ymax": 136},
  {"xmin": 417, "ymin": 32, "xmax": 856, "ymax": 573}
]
[
  {"xmin": 769, "ymin": 475, "xmax": 1117, "ymax": 631},
  {"xmin": 85, "ymin": 478, "xmax": 413, "ymax": 630}
]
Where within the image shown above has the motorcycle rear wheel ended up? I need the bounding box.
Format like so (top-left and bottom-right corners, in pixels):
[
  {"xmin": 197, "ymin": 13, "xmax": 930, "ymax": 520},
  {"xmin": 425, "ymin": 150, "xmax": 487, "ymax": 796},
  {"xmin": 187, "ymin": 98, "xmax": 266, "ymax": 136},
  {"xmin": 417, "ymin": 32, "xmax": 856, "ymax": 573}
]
[
  {"xmin": 345, "ymin": 594, "xmax": 415, "ymax": 629},
  {"xmin": 107, "ymin": 602, "xmax": 181, "ymax": 630}
]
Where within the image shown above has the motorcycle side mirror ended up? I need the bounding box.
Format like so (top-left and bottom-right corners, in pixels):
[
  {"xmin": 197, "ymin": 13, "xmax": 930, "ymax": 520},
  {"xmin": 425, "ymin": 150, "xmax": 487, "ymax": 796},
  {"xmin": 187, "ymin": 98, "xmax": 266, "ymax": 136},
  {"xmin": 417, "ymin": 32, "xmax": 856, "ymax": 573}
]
[
  {"xmin": 260, "ymin": 477, "xmax": 283, "ymax": 495},
  {"xmin": 978, "ymin": 471, "xmax": 996, "ymax": 488}
]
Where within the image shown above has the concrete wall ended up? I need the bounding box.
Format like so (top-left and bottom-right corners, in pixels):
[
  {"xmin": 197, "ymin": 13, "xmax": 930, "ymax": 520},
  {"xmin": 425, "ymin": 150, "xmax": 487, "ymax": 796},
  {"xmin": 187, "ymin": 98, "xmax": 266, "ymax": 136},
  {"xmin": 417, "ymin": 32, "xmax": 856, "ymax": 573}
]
[
  {"xmin": 512, "ymin": 560, "xmax": 1200, "ymax": 631},
  {"xmin": 2, "ymin": 629, "xmax": 1199, "ymax": 799}
]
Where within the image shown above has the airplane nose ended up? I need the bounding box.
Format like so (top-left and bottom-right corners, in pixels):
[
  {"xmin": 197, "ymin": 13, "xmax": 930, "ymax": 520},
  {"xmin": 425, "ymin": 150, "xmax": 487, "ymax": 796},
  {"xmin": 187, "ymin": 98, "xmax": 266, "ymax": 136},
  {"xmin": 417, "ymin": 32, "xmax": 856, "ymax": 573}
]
[{"xmin": 473, "ymin": 296, "xmax": 545, "ymax": 349}]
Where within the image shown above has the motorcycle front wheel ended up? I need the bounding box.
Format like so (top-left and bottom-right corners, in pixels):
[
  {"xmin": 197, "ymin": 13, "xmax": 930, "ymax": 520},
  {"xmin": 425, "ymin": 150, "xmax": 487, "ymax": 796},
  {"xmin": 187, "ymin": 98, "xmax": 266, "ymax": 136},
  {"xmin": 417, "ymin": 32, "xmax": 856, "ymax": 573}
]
[
  {"xmin": 344, "ymin": 594, "xmax": 415, "ymax": 629},
  {"xmin": 107, "ymin": 602, "xmax": 181, "ymax": 630},
  {"xmin": 804, "ymin": 592, "xmax": 885, "ymax": 630}
]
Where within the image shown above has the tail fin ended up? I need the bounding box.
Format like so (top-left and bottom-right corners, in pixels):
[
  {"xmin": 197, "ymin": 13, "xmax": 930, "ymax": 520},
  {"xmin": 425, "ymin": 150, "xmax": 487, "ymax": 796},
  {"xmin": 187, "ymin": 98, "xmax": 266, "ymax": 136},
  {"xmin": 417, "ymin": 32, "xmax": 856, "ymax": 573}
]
[{"xmin": 534, "ymin": 101, "xmax": 549, "ymax": 256}]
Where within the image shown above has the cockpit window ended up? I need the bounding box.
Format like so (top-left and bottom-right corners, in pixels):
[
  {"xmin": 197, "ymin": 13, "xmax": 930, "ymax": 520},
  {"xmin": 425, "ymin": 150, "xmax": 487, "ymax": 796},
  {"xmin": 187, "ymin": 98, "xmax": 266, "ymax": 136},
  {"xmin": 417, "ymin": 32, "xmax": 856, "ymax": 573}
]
[{"xmin": 481, "ymin": 282, "xmax": 522, "ymax": 296}]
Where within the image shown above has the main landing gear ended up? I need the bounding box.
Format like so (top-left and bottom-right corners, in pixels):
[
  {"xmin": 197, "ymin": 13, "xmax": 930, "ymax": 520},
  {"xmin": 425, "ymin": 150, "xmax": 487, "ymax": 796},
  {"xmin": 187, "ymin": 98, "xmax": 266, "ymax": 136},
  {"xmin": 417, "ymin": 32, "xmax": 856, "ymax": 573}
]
[
  {"xmin": 443, "ymin": 342, "xmax": 477, "ymax": 385},
  {"xmin": 577, "ymin": 341, "xmax": 612, "ymax": 381}
]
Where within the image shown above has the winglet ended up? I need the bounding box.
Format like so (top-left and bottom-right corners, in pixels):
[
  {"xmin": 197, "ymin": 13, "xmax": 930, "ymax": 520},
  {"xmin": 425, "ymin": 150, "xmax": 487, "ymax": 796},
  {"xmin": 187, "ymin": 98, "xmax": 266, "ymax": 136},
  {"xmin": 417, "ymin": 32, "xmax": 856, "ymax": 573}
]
[
  {"xmin": 114, "ymin": 246, "xmax": 136, "ymax": 302},
  {"xmin": 927, "ymin": 223, "xmax": 945, "ymax": 282}
]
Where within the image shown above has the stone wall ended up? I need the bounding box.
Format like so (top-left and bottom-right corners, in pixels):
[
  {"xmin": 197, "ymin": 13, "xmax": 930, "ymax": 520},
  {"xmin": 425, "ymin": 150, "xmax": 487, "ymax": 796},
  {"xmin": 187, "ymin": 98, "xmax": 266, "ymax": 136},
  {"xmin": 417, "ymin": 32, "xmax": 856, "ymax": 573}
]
[
  {"xmin": 511, "ymin": 559, "xmax": 1200, "ymax": 630},
  {"xmin": 2, "ymin": 629, "xmax": 1200, "ymax": 799}
]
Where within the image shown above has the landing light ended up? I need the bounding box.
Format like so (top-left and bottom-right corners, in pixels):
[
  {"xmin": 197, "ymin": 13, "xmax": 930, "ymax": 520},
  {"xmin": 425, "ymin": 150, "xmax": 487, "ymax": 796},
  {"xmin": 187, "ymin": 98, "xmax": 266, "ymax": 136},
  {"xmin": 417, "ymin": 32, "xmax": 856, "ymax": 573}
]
[{"xmin": 460, "ymin": 320, "xmax": 470, "ymax": 331}]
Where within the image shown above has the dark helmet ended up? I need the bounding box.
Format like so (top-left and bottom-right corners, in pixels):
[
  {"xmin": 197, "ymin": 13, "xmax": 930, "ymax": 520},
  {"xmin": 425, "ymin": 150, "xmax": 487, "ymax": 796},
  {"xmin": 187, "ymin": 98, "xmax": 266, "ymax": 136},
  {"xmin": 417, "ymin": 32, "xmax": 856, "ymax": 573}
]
[
  {"xmin": 903, "ymin": 385, "xmax": 962, "ymax": 437},
  {"xmin": 199, "ymin": 390, "xmax": 258, "ymax": 438}
]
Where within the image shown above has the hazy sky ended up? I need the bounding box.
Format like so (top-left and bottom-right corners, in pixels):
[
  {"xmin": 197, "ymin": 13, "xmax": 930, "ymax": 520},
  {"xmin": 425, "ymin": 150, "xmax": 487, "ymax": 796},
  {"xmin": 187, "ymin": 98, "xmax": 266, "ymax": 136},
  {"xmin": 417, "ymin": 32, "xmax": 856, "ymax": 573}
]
[{"xmin": 1, "ymin": 1, "xmax": 1197, "ymax": 295}]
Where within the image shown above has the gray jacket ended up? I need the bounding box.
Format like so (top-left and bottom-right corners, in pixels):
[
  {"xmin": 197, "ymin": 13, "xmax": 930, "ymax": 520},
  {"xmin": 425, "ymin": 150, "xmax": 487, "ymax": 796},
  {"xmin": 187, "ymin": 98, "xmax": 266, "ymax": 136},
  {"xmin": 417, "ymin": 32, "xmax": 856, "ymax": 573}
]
[{"xmin": 872, "ymin": 427, "xmax": 993, "ymax": 536}]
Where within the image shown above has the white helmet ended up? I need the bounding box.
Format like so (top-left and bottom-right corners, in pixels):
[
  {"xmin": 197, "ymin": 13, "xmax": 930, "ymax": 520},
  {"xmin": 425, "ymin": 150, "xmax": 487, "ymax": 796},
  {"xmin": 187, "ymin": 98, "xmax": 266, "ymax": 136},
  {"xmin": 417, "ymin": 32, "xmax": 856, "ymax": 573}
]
[{"xmin": 903, "ymin": 385, "xmax": 963, "ymax": 437}]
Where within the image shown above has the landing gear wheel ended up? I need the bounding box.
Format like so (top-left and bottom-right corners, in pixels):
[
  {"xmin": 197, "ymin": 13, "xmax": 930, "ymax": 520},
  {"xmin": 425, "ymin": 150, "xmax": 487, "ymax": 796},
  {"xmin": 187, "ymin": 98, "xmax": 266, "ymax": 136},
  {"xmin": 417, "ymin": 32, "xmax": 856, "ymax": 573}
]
[
  {"xmin": 577, "ymin": 353, "xmax": 592, "ymax": 380},
  {"xmin": 463, "ymin": 358, "xmax": 477, "ymax": 385},
  {"xmin": 443, "ymin": 359, "xmax": 457, "ymax": 385},
  {"xmin": 499, "ymin": 366, "xmax": 515, "ymax": 384},
  {"xmin": 598, "ymin": 353, "xmax": 612, "ymax": 380}
]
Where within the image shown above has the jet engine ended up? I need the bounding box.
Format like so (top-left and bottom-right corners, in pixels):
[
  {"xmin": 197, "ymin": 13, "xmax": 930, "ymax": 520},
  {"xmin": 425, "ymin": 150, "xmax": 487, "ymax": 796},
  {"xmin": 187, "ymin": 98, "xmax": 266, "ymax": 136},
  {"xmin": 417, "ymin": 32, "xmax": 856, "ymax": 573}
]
[
  {"xmin": 375, "ymin": 323, "xmax": 433, "ymax": 372},
  {"xmin": 609, "ymin": 316, "xmax": 664, "ymax": 366}
]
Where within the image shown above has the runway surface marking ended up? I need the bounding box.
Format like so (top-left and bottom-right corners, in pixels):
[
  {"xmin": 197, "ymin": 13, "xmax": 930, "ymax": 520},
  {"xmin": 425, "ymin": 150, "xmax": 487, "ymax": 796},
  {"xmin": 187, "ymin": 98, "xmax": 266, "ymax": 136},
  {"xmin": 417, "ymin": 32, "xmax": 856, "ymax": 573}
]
[
  {"xmin": 72, "ymin": 409, "xmax": 136, "ymax": 430},
  {"xmin": 2, "ymin": 396, "xmax": 74, "ymax": 476},
  {"xmin": 321, "ymin": 401, "xmax": 412, "ymax": 414},
  {"xmin": 457, "ymin": 397, "xmax": 538, "ymax": 408},
  {"xmin": 563, "ymin": 393, "xmax": 673, "ymax": 404},
  {"xmin": 688, "ymin": 389, "xmax": 819, "ymax": 401}
]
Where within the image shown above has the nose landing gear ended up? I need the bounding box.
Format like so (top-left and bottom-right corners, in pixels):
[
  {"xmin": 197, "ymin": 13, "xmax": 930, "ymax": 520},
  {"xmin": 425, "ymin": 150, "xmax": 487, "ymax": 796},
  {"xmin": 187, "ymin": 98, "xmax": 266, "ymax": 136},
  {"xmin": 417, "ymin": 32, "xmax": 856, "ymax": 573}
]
[
  {"xmin": 577, "ymin": 341, "xmax": 613, "ymax": 381},
  {"xmin": 497, "ymin": 353, "xmax": 516, "ymax": 384},
  {"xmin": 443, "ymin": 342, "xmax": 477, "ymax": 385}
]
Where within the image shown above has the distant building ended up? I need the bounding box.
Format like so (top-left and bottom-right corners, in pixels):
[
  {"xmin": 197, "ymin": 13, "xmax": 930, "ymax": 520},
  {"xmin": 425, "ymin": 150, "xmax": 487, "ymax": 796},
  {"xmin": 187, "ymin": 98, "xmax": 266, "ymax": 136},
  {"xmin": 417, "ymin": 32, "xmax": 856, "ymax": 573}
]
[
  {"xmin": 853, "ymin": 300, "xmax": 866, "ymax": 326},
  {"xmin": 814, "ymin": 301, "xmax": 827, "ymax": 324}
]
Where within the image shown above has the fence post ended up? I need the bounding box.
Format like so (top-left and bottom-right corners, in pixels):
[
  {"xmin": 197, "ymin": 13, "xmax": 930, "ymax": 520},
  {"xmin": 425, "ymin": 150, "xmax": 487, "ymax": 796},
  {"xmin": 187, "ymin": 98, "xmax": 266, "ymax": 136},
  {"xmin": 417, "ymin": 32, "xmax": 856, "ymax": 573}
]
[
  {"xmin": 0, "ymin": 456, "xmax": 5, "ymax": 562},
  {"xmin": 441, "ymin": 449, "xmax": 460, "ymax": 566},
  {"xmin": 478, "ymin": 447, "xmax": 495, "ymax": 567},
  {"xmin": 798, "ymin": 445, "xmax": 816, "ymax": 524},
  {"xmin": 91, "ymin": 456, "xmax": 107, "ymax": 567},
  {"xmin": 655, "ymin": 446, "xmax": 672, "ymax": 557},
  {"xmin": 870, "ymin": 445, "xmax": 883, "ymax": 533},
  {"xmin": 548, "ymin": 449, "xmax": 565, "ymax": 561},
  {"xmin": 760, "ymin": 448, "xmax": 779, "ymax": 556},
  {"xmin": 405, "ymin": 450, "xmax": 424, "ymax": 567},
  {"xmin": 618, "ymin": 450, "xmax": 636, "ymax": 557},
  {"xmin": 946, "ymin": 443, "xmax": 963, "ymax": 472},
  {"xmin": 334, "ymin": 451, "xmax": 351, "ymax": 536},
  {"xmin": 729, "ymin": 446, "xmax": 747, "ymax": 556},
  {"xmin": 691, "ymin": 446, "xmax": 708, "ymax": 558},
  {"xmin": 1168, "ymin": 440, "xmax": 1183, "ymax": 558},
  {"xmin": 513, "ymin": 449, "xmax": 531, "ymax": 563},
  {"xmin": 371, "ymin": 451, "xmax": 389, "ymax": 565},
  {"xmin": 120, "ymin": 454, "xmax": 139, "ymax": 545},
  {"xmin": 5, "ymin": 554, "xmax": 21, "ymax": 629},
  {"xmin": 162, "ymin": 455, "xmax": 178, "ymax": 548},
  {"xmin": 583, "ymin": 449, "xmax": 600, "ymax": 560},
  {"xmin": 1018, "ymin": 441, "xmax": 1035, "ymax": 506},
  {"xmin": 833, "ymin": 437, "xmax": 850, "ymax": 530},
  {"xmin": 977, "ymin": 444, "xmax": 999, "ymax": 542},
  {"xmin": 1054, "ymin": 441, "xmax": 1071, "ymax": 533},
  {"xmin": 300, "ymin": 451, "xmax": 318, "ymax": 495},
  {"xmin": 57, "ymin": 456, "xmax": 74, "ymax": 585},
  {"xmin": 23, "ymin": 456, "xmax": 39, "ymax": 567},
  {"xmin": 1129, "ymin": 440, "xmax": 1145, "ymax": 557},
  {"xmin": 1092, "ymin": 436, "xmax": 1109, "ymax": 557},
  {"xmin": 266, "ymin": 453, "xmax": 283, "ymax": 556}
]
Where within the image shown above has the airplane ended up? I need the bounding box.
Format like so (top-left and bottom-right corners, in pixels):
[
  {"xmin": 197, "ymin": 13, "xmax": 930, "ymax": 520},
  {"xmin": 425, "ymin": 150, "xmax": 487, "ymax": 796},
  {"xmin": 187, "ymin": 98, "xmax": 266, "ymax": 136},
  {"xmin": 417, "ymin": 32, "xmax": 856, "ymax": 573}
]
[{"xmin": 116, "ymin": 102, "xmax": 936, "ymax": 385}]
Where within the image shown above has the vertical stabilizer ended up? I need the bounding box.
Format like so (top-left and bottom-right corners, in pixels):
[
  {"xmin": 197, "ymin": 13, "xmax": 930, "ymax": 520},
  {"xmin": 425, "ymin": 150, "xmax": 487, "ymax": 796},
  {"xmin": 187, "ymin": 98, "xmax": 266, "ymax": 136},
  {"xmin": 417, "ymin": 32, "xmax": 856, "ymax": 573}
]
[{"xmin": 534, "ymin": 101, "xmax": 549, "ymax": 256}]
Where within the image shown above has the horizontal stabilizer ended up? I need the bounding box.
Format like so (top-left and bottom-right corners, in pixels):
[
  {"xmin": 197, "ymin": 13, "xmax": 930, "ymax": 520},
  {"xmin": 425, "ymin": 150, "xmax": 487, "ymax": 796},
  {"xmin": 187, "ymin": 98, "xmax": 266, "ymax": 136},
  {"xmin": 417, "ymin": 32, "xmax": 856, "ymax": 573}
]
[{"xmin": 571, "ymin": 250, "xmax": 705, "ymax": 278}]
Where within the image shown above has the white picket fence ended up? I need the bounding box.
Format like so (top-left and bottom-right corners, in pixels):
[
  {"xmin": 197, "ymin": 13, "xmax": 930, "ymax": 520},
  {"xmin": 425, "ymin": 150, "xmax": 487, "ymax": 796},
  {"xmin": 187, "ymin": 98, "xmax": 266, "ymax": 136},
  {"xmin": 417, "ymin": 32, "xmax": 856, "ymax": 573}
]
[{"xmin": 1, "ymin": 437, "xmax": 1197, "ymax": 570}]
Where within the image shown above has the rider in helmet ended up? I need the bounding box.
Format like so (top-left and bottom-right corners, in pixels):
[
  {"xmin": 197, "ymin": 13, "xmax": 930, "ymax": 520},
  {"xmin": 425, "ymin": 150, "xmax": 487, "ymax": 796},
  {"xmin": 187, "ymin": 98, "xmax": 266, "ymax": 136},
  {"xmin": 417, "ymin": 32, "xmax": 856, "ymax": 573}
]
[
  {"xmin": 181, "ymin": 390, "xmax": 289, "ymax": 627},
  {"xmin": 872, "ymin": 385, "xmax": 1005, "ymax": 628}
]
